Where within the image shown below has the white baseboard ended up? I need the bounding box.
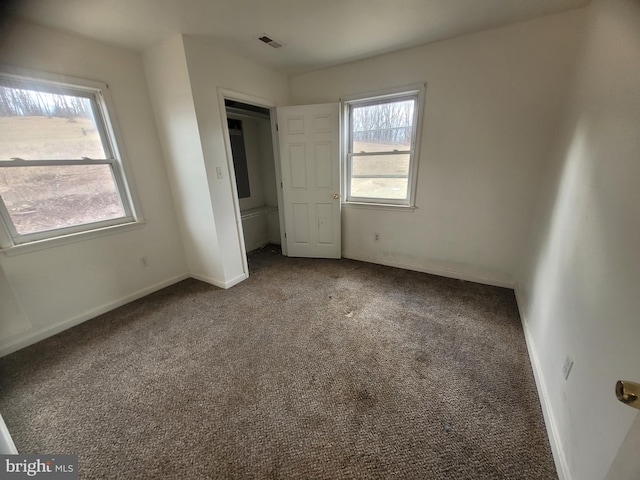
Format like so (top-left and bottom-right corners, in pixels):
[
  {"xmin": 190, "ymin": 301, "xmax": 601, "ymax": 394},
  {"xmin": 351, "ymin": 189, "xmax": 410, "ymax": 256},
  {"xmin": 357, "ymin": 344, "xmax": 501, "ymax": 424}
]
[
  {"xmin": 342, "ymin": 251, "xmax": 514, "ymax": 288},
  {"xmin": 224, "ymin": 272, "xmax": 248, "ymax": 288},
  {"xmin": 0, "ymin": 273, "xmax": 189, "ymax": 358},
  {"xmin": 514, "ymin": 283, "xmax": 571, "ymax": 480},
  {"xmin": 190, "ymin": 271, "xmax": 247, "ymax": 289}
]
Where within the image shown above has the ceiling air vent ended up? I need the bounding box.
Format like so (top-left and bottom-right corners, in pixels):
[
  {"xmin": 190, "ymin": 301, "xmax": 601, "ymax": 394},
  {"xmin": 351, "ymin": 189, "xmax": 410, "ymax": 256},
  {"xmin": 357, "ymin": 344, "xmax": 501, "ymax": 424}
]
[{"xmin": 258, "ymin": 34, "xmax": 283, "ymax": 49}]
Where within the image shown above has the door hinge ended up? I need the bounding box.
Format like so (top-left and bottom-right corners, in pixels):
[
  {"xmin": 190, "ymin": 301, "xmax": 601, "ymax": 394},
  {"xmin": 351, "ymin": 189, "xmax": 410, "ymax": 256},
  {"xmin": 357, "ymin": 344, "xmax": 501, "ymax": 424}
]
[
  {"xmin": 280, "ymin": 182, "xmax": 283, "ymax": 188},
  {"xmin": 276, "ymin": 123, "xmax": 279, "ymax": 132},
  {"xmin": 284, "ymin": 232, "xmax": 287, "ymax": 239}
]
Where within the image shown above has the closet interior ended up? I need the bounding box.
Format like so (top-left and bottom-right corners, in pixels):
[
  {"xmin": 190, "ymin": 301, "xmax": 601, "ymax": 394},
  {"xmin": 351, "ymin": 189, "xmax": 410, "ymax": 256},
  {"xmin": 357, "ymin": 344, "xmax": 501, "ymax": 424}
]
[{"xmin": 225, "ymin": 100, "xmax": 281, "ymax": 252}]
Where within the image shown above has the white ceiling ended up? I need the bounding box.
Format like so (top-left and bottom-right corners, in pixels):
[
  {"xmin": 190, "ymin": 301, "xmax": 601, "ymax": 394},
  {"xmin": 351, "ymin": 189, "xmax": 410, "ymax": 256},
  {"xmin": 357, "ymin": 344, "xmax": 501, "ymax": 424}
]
[{"xmin": 9, "ymin": 0, "xmax": 590, "ymax": 75}]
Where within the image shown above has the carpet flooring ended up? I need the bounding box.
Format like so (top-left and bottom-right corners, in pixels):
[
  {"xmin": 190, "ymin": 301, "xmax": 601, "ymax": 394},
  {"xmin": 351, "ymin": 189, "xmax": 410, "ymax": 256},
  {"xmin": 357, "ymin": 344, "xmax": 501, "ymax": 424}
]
[{"xmin": 0, "ymin": 246, "xmax": 557, "ymax": 479}]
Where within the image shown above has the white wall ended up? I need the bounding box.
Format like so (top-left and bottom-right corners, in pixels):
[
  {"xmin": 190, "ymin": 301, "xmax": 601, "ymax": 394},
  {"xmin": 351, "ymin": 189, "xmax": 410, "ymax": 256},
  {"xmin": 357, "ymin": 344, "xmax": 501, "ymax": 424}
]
[
  {"xmin": 0, "ymin": 21, "xmax": 188, "ymax": 355},
  {"xmin": 516, "ymin": 1, "xmax": 640, "ymax": 479},
  {"xmin": 605, "ymin": 413, "xmax": 640, "ymax": 480},
  {"xmin": 3, "ymin": 8, "xmax": 636, "ymax": 478},
  {"xmin": 290, "ymin": 10, "xmax": 586, "ymax": 286},
  {"xmin": 142, "ymin": 35, "xmax": 225, "ymax": 286},
  {"xmin": 181, "ymin": 36, "xmax": 289, "ymax": 281},
  {"xmin": 144, "ymin": 35, "xmax": 288, "ymax": 284}
]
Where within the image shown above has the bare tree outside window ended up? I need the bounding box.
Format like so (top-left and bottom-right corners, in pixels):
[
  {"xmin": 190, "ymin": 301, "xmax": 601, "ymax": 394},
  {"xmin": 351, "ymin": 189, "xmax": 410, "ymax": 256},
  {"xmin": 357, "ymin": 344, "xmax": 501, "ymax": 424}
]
[
  {"xmin": 346, "ymin": 91, "xmax": 422, "ymax": 204},
  {"xmin": 0, "ymin": 74, "xmax": 134, "ymax": 245}
]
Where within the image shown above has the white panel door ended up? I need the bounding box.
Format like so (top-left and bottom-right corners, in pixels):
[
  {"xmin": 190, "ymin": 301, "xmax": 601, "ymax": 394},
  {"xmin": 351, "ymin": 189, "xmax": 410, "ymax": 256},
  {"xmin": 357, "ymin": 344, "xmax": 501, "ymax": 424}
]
[{"xmin": 277, "ymin": 103, "xmax": 340, "ymax": 258}]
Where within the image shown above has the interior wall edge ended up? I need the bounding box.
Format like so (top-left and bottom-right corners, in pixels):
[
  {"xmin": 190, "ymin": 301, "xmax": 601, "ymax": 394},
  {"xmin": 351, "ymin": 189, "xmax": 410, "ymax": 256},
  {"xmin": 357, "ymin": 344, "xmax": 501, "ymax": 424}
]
[
  {"xmin": 514, "ymin": 282, "xmax": 571, "ymax": 480},
  {"xmin": 342, "ymin": 251, "xmax": 513, "ymax": 289},
  {"xmin": 189, "ymin": 272, "xmax": 247, "ymax": 290},
  {"xmin": 0, "ymin": 272, "xmax": 190, "ymax": 358}
]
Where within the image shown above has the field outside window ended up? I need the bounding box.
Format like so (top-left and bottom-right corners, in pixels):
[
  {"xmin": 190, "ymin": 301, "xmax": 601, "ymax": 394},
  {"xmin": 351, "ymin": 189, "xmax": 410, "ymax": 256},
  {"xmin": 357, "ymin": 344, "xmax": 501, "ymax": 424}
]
[
  {"xmin": 345, "ymin": 88, "xmax": 423, "ymax": 206},
  {"xmin": 0, "ymin": 74, "xmax": 135, "ymax": 245}
]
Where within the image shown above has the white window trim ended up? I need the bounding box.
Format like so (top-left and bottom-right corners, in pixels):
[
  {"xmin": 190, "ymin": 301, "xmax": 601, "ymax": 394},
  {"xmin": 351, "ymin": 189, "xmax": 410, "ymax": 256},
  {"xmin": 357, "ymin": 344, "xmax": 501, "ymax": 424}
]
[
  {"xmin": 0, "ymin": 65, "xmax": 144, "ymax": 252},
  {"xmin": 341, "ymin": 83, "xmax": 426, "ymax": 208}
]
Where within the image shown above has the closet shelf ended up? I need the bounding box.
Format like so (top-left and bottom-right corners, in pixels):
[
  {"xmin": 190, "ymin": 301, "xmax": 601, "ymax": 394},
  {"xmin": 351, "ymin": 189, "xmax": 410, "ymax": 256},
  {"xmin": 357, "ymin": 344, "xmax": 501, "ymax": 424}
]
[{"xmin": 240, "ymin": 205, "xmax": 278, "ymax": 220}]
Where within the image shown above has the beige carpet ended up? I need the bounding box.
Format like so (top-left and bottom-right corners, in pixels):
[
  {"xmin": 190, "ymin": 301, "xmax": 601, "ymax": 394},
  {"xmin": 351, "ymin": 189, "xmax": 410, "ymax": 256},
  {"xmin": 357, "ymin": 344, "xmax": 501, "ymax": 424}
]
[{"xmin": 0, "ymin": 246, "xmax": 557, "ymax": 479}]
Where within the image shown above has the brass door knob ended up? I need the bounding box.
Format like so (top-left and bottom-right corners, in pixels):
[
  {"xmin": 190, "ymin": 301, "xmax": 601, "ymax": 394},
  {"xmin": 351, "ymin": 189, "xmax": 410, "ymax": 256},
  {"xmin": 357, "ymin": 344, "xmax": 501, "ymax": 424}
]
[
  {"xmin": 615, "ymin": 380, "xmax": 640, "ymax": 409},
  {"xmin": 333, "ymin": 193, "xmax": 340, "ymax": 199}
]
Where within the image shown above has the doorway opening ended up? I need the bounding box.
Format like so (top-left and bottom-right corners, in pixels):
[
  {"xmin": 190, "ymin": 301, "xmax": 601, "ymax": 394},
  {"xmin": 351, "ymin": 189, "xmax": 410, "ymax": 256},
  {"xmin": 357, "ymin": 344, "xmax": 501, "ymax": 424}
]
[{"xmin": 223, "ymin": 98, "xmax": 283, "ymax": 266}]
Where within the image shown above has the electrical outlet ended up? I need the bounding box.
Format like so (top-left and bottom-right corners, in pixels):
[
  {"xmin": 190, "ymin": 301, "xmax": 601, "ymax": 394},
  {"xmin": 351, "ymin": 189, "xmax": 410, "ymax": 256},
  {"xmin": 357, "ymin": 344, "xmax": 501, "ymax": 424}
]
[
  {"xmin": 374, "ymin": 232, "xmax": 380, "ymax": 242},
  {"xmin": 562, "ymin": 355, "xmax": 574, "ymax": 380},
  {"xmin": 140, "ymin": 256, "xmax": 149, "ymax": 268}
]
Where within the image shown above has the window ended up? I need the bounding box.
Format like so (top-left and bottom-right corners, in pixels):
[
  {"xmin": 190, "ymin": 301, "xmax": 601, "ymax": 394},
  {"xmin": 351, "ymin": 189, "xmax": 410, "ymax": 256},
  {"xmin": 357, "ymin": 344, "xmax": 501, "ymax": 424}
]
[
  {"xmin": 0, "ymin": 70, "xmax": 138, "ymax": 246},
  {"xmin": 344, "ymin": 85, "xmax": 425, "ymax": 206}
]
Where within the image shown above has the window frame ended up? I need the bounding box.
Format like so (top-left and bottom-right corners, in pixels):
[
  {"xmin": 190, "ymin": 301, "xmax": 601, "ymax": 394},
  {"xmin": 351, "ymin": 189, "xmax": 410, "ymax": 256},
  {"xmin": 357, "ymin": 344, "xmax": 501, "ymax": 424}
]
[
  {"xmin": 0, "ymin": 67, "xmax": 142, "ymax": 249},
  {"xmin": 342, "ymin": 83, "xmax": 426, "ymax": 208}
]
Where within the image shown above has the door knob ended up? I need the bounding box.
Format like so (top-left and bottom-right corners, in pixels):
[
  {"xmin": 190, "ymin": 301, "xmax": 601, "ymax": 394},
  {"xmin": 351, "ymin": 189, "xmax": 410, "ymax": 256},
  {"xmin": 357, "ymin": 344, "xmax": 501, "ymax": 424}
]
[
  {"xmin": 333, "ymin": 193, "xmax": 340, "ymax": 199},
  {"xmin": 615, "ymin": 380, "xmax": 640, "ymax": 409}
]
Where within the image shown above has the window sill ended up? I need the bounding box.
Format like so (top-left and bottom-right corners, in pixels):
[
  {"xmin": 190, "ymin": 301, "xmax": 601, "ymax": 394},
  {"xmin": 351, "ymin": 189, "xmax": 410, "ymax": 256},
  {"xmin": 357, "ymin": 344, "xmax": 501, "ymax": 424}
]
[
  {"xmin": 342, "ymin": 202, "xmax": 417, "ymax": 212},
  {"xmin": 1, "ymin": 220, "xmax": 146, "ymax": 257}
]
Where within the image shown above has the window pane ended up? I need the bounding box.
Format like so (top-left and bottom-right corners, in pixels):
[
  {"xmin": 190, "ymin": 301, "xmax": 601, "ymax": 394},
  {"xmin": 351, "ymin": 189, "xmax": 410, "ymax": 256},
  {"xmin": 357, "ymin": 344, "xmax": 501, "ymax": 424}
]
[
  {"xmin": 0, "ymin": 86, "xmax": 106, "ymax": 160},
  {"xmin": 351, "ymin": 154, "xmax": 409, "ymax": 200},
  {"xmin": 352, "ymin": 154, "xmax": 410, "ymax": 177},
  {"xmin": 351, "ymin": 99, "xmax": 415, "ymax": 153},
  {"xmin": 0, "ymin": 164, "xmax": 125, "ymax": 235}
]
